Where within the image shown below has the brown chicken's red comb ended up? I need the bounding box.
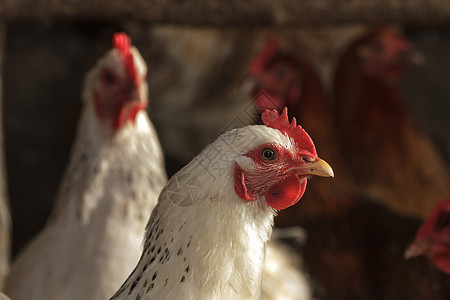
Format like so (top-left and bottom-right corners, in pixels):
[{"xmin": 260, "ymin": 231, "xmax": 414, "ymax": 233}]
[
  {"xmin": 113, "ymin": 32, "xmax": 138, "ymax": 85},
  {"xmin": 248, "ymin": 36, "xmax": 278, "ymax": 75},
  {"xmin": 261, "ymin": 98, "xmax": 317, "ymax": 156}
]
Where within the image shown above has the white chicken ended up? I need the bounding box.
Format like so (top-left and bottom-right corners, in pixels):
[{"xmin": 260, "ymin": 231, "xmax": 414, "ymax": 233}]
[
  {"xmin": 4, "ymin": 33, "xmax": 167, "ymax": 300},
  {"xmin": 110, "ymin": 107, "xmax": 333, "ymax": 299}
]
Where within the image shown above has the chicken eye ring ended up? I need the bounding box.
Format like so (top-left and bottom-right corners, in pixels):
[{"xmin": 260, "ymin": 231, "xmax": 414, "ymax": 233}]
[{"xmin": 261, "ymin": 148, "xmax": 277, "ymax": 161}]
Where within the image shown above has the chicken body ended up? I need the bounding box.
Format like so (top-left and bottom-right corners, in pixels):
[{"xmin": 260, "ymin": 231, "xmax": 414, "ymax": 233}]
[
  {"xmin": 111, "ymin": 108, "xmax": 333, "ymax": 299},
  {"xmin": 5, "ymin": 34, "xmax": 167, "ymax": 300},
  {"xmin": 333, "ymin": 26, "xmax": 450, "ymax": 218}
]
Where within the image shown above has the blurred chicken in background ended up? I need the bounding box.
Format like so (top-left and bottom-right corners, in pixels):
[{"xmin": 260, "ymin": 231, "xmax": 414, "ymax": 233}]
[
  {"xmin": 333, "ymin": 25, "xmax": 450, "ymax": 219},
  {"xmin": 247, "ymin": 32, "xmax": 440, "ymax": 299},
  {"xmin": 5, "ymin": 33, "xmax": 168, "ymax": 300},
  {"xmin": 248, "ymin": 35, "xmax": 373, "ymax": 298}
]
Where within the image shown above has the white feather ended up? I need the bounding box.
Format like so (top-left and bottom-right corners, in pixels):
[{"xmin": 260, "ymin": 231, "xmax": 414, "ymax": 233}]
[{"xmin": 262, "ymin": 240, "xmax": 312, "ymax": 300}]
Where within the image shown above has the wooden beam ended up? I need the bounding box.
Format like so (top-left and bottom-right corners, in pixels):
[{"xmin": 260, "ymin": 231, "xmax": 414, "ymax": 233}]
[{"xmin": 0, "ymin": 0, "xmax": 449, "ymax": 26}]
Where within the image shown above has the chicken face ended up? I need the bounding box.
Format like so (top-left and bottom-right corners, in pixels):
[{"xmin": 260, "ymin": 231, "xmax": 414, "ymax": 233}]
[
  {"xmin": 248, "ymin": 37, "xmax": 303, "ymax": 112},
  {"xmin": 91, "ymin": 33, "xmax": 148, "ymax": 131},
  {"xmin": 357, "ymin": 26, "xmax": 412, "ymax": 83},
  {"xmin": 234, "ymin": 106, "xmax": 333, "ymax": 210}
]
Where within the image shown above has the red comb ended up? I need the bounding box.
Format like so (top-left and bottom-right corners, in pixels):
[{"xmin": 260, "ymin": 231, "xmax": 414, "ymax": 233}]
[
  {"xmin": 249, "ymin": 36, "xmax": 279, "ymax": 75},
  {"xmin": 417, "ymin": 196, "xmax": 450, "ymax": 241},
  {"xmin": 113, "ymin": 32, "xmax": 138, "ymax": 85},
  {"xmin": 261, "ymin": 105, "xmax": 317, "ymax": 156}
]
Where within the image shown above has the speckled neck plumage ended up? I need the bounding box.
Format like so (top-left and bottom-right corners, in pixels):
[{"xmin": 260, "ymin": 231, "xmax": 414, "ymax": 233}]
[
  {"xmin": 113, "ymin": 196, "xmax": 275, "ymax": 300},
  {"xmin": 111, "ymin": 126, "xmax": 283, "ymax": 300}
]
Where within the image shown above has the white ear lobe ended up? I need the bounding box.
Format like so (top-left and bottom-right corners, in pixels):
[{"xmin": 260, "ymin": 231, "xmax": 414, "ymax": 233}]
[{"xmin": 235, "ymin": 156, "xmax": 255, "ymax": 171}]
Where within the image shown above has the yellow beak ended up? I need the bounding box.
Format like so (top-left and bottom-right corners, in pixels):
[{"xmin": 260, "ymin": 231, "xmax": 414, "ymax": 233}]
[{"xmin": 287, "ymin": 157, "xmax": 334, "ymax": 178}]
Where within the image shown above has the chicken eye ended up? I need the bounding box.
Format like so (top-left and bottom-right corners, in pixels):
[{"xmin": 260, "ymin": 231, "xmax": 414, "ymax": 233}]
[
  {"xmin": 261, "ymin": 148, "xmax": 277, "ymax": 161},
  {"xmin": 101, "ymin": 69, "xmax": 117, "ymax": 85}
]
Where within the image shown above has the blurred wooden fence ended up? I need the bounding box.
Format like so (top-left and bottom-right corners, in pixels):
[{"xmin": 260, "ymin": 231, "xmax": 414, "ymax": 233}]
[{"xmin": 0, "ymin": 0, "xmax": 449, "ymax": 25}]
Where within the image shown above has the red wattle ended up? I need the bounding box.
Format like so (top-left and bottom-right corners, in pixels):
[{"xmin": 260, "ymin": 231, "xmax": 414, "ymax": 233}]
[
  {"xmin": 265, "ymin": 175, "xmax": 306, "ymax": 210},
  {"xmin": 234, "ymin": 166, "xmax": 256, "ymax": 201},
  {"xmin": 129, "ymin": 102, "xmax": 147, "ymax": 122},
  {"xmin": 112, "ymin": 102, "xmax": 147, "ymax": 130}
]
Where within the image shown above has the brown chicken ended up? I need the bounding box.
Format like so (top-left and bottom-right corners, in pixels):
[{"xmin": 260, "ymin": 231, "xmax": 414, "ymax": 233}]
[
  {"xmin": 248, "ymin": 35, "xmax": 438, "ymax": 299},
  {"xmin": 333, "ymin": 25, "xmax": 450, "ymax": 219}
]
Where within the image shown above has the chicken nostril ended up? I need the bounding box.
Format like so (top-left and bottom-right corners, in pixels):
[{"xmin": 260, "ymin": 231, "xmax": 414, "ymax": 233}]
[{"xmin": 302, "ymin": 156, "xmax": 314, "ymax": 163}]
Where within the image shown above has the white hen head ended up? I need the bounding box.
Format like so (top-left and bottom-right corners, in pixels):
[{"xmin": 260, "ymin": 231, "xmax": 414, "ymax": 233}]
[
  {"xmin": 162, "ymin": 96, "xmax": 334, "ymax": 212},
  {"xmin": 83, "ymin": 32, "xmax": 148, "ymax": 131}
]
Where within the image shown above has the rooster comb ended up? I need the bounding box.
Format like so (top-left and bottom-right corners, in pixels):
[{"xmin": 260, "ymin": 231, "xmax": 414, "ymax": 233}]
[
  {"xmin": 248, "ymin": 36, "xmax": 278, "ymax": 75},
  {"xmin": 113, "ymin": 32, "xmax": 138, "ymax": 85},
  {"xmin": 260, "ymin": 92, "xmax": 316, "ymax": 155}
]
